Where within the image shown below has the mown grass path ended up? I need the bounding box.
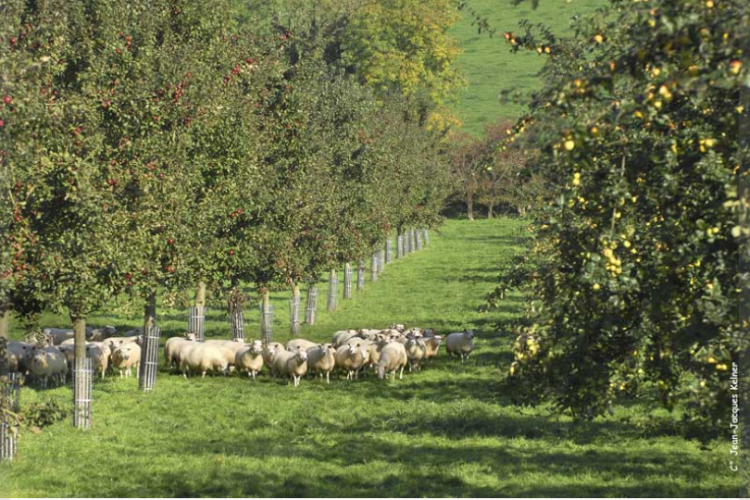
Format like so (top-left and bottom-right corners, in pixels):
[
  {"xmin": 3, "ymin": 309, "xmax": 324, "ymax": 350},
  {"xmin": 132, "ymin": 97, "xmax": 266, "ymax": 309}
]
[{"xmin": 1, "ymin": 219, "xmax": 738, "ymax": 497}]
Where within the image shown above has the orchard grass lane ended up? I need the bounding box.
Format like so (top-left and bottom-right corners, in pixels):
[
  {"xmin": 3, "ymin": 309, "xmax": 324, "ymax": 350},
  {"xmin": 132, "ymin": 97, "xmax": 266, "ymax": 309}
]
[{"xmin": 2, "ymin": 219, "xmax": 738, "ymax": 497}]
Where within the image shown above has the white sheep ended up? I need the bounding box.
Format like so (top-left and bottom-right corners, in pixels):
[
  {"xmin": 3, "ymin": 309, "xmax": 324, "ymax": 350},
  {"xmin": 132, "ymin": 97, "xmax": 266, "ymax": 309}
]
[
  {"xmin": 57, "ymin": 345, "xmax": 76, "ymax": 373},
  {"xmin": 404, "ymin": 336, "xmax": 427, "ymax": 372},
  {"xmin": 86, "ymin": 342, "xmax": 111, "ymax": 379},
  {"xmin": 445, "ymin": 330, "xmax": 475, "ymax": 362},
  {"xmin": 205, "ymin": 339, "xmax": 245, "ymax": 370},
  {"xmin": 179, "ymin": 343, "xmax": 228, "ymax": 379},
  {"xmin": 9, "ymin": 341, "xmax": 34, "ymax": 373},
  {"xmin": 163, "ymin": 335, "xmax": 197, "ymax": 368},
  {"xmin": 28, "ymin": 347, "xmax": 68, "ymax": 388},
  {"xmin": 235, "ymin": 340, "xmax": 264, "ymax": 380},
  {"xmin": 306, "ymin": 343, "xmax": 336, "ymax": 383},
  {"xmin": 111, "ymin": 343, "xmax": 141, "ymax": 378},
  {"xmin": 423, "ymin": 335, "xmax": 444, "ymax": 362},
  {"xmin": 365, "ymin": 339, "xmax": 391, "ymax": 369},
  {"xmin": 282, "ymin": 348, "xmax": 308, "ymax": 387},
  {"xmin": 262, "ymin": 342, "xmax": 285, "ymax": 375},
  {"xmin": 331, "ymin": 329, "xmax": 359, "ymax": 347},
  {"xmin": 375, "ymin": 342, "xmax": 408, "ymax": 380},
  {"xmin": 87, "ymin": 326, "xmax": 118, "ymax": 341},
  {"xmin": 389, "ymin": 323, "xmax": 406, "ymax": 332},
  {"xmin": 334, "ymin": 342, "xmax": 369, "ymax": 380},
  {"xmin": 286, "ymin": 338, "xmax": 318, "ymax": 352}
]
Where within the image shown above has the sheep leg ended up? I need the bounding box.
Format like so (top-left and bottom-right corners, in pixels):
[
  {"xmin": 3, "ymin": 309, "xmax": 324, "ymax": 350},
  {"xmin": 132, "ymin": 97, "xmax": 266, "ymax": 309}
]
[
  {"xmin": 326, "ymin": 371, "xmax": 330, "ymax": 384},
  {"xmin": 399, "ymin": 366, "xmax": 404, "ymax": 380}
]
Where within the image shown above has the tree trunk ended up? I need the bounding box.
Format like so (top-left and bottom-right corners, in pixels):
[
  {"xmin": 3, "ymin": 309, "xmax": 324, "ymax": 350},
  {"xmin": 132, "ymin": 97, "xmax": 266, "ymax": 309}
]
[
  {"xmin": 467, "ymin": 192, "xmax": 474, "ymax": 221},
  {"xmin": 143, "ymin": 291, "xmax": 157, "ymax": 332},
  {"xmin": 488, "ymin": 202, "xmax": 494, "ymax": 219},
  {"xmin": 194, "ymin": 282, "xmax": 206, "ymax": 309},
  {"xmin": 72, "ymin": 316, "xmax": 87, "ymax": 360},
  {"xmin": 0, "ymin": 304, "xmax": 10, "ymax": 377},
  {"xmin": 227, "ymin": 278, "xmax": 243, "ymax": 315}
]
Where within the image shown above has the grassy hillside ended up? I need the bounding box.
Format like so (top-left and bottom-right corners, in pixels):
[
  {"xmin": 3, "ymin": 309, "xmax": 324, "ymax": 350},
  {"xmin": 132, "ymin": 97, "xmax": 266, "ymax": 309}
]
[
  {"xmin": 1, "ymin": 219, "xmax": 738, "ymax": 497},
  {"xmin": 450, "ymin": 0, "xmax": 605, "ymax": 135}
]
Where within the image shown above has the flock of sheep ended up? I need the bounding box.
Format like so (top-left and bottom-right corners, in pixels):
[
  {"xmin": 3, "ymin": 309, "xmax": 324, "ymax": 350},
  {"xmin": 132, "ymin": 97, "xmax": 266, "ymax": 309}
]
[{"xmin": 7, "ymin": 323, "xmax": 477, "ymax": 388}]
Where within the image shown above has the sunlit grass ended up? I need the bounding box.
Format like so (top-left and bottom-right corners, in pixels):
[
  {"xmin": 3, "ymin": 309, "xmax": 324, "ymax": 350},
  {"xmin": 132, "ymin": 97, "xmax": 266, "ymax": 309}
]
[{"xmin": 1, "ymin": 218, "xmax": 738, "ymax": 497}]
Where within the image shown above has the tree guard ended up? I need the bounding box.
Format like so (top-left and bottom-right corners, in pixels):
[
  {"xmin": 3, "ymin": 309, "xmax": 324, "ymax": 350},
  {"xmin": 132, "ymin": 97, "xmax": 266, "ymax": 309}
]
[
  {"xmin": 1, "ymin": 373, "xmax": 20, "ymax": 412},
  {"xmin": 410, "ymin": 227, "xmax": 417, "ymax": 252},
  {"xmin": 416, "ymin": 228, "xmax": 423, "ymax": 250},
  {"xmin": 230, "ymin": 310, "xmax": 245, "ymax": 341},
  {"xmin": 188, "ymin": 306, "xmax": 205, "ymax": 342},
  {"xmin": 397, "ymin": 233, "xmax": 404, "ymax": 258},
  {"xmin": 0, "ymin": 419, "xmax": 17, "ymax": 462},
  {"xmin": 371, "ymin": 253, "xmax": 379, "ymax": 281},
  {"xmin": 260, "ymin": 302, "xmax": 274, "ymax": 343},
  {"xmin": 138, "ymin": 325, "xmax": 161, "ymax": 392},
  {"xmin": 385, "ymin": 239, "xmax": 393, "ymax": 263},
  {"xmin": 305, "ymin": 286, "xmax": 318, "ymax": 325},
  {"xmin": 343, "ymin": 263, "xmax": 353, "ymax": 299},
  {"xmin": 327, "ymin": 270, "xmax": 339, "ymax": 311},
  {"xmin": 73, "ymin": 357, "xmax": 93, "ymax": 430},
  {"xmin": 289, "ymin": 295, "xmax": 301, "ymax": 336},
  {"xmin": 423, "ymin": 228, "xmax": 430, "ymax": 245},
  {"xmin": 357, "ymin": 261, "xmax": 365, "ymax": 291}
]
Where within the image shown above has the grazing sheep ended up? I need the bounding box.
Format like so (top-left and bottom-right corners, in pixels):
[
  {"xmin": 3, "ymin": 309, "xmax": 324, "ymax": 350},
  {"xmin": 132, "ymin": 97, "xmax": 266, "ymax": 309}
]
[
  {"xmin": 283, "ymin": 349, "xmax": 308, "ymax": 387},
  {"xmin": 423, "ymin": 335, "xmax": 444, "ymax": 362},
  {"xmin": 332, "ymin": 329, "xmax": 359, "ymax": 347},
  {"xmin": 404, "ymin": 327, "xmax": 424, "ymax": 338},
  {"xmin": 389, "ymin": 324, "xmax": 406, "ymax": 333},
  {"xmin": 404, "ymin": 336, "xmax": 427, "ymax": 372},
  {"xmin": 286, "ymin": 338, "xmax": 318, "ymax": 352},
  {"xmin": 9, "ymin": 341, "xmax": 34, "ymax": 373},
  {"xmin": 179, "ymin": 343, "xmax": 228, "ymax": 379},
  {"xmin": 306, "ymin": 343, "xmax": 336, "ymax": 383},
  {"xmin": 235, "ymin": 341, "xmax": 264, "ymax": 380},
  {"xmin": 445, "ymin": 330, "xmax": 475, "ymax": 362},
  {"xmin": 375, "ymin": 342, "xmax": 408, "ymax": 380},
  {"xmin": 262, "ymin": 342, "xmax": 285, "ymax": 375},
  {"xmin": 271, "ymin": 348, "xmax": 294, "ymax": 379},
  {"xmin": 86, "ymin": 343, "xmax": 111, "ymax": 379},
  {"xmin": 111, "ymin": 343, "xmax": 141, "ymax": 378},
  {"xmin": 334, "ymin": 342, "xmax": 369, "ymax": 380},
  {"xmin": 28, "ymin": 347, "xmax": 68, "ymax": 388}
]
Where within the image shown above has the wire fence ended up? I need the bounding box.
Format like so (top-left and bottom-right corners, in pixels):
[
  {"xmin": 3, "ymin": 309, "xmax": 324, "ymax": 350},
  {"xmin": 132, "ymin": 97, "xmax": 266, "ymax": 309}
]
[
  {"xmin": 73, "ymin": 357, "xmax": 93, "ymax": 430},
  {"xmin": 305, "ymin": 286, "xmax": 318, "ymax": 325},
  {"xmin": 188, "ymin": 306, "xmax": 205, "ymax": 342},
  {"xmin": 139, "ymin": 324, "xmax": 161, "ymax": 392}
]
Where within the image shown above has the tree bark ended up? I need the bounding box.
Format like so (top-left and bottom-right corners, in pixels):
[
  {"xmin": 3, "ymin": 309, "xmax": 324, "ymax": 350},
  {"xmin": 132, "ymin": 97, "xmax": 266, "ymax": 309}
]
[
  {"xmin": 467, "ymin": 192, "xmax": 474, "ymax": 221},
  {"xmin": 72, "ymin": 316, "xmax": 87, "ymax": 360},
  {"xmin": 488, "ymin": 202, "xmax": 494, "ymax": 219},
  {"xmin": 0, "ymin": 304, "xmax": 10, "ymax": 377},
  {"xmin": 143, "ymin": 291, "xmax": 157, "ymax": 332},
  {"xmin": 195, "ymin": 281, "xmax": 206, "ymax": 309}
]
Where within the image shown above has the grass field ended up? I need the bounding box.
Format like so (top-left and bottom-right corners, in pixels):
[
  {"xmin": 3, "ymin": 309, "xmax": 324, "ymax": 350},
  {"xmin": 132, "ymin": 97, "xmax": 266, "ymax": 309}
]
[
  {"xmin": 450, "ymin": 0, "xmax": 605, "ymax": 135},
  {"xmin": 1, "ymin": 219, "xmax": 739, "ymax": 497}
]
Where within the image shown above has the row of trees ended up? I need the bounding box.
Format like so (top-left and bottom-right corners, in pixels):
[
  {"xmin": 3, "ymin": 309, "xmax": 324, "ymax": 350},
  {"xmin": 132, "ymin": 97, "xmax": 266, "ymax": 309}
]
[
  {"xmin": 0, "ymin": 0, "xmax": 452, "ymax": 379},
  {"xmin": 472, "ymin": 0, "xmax": 747, "ymax": 438},
  {"xmin": 448, "ymin": 120, "xmax": 542, "ymax": 219}
]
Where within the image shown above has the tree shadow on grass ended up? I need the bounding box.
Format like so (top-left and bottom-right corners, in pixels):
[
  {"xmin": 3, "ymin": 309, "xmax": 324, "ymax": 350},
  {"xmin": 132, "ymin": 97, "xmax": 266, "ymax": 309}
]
[{"xmin": 151, "ymin": 429, "xmax": 734, "ymax": 498}]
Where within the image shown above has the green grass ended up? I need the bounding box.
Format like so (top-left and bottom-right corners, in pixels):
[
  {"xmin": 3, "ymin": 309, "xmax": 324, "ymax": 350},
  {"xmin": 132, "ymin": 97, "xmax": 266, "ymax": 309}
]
[
  {"xmin": 1, "ymin": 219, "xmax": 739, "ymax": 497},
  {"xmin": 450, "ymin": 0, "xmax": 605, "ymax": 135}
]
